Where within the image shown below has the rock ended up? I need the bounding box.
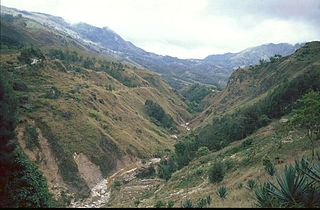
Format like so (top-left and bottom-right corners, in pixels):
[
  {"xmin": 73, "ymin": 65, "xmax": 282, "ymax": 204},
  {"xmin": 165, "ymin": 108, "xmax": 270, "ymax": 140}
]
[
  {"xmin": 46, "ymin": 87, "xmax": 61, "ymax": 99},
  {"xmin": 13, "ymin": 81, "xmax": 28, "ymax": 91},
  {"xmin": 280, "ymin": 118, "xmax": 289, "ymax": 123},
  {"xmin": 20, "ymin": 103, "xmax": 33, "ymax": 110}
]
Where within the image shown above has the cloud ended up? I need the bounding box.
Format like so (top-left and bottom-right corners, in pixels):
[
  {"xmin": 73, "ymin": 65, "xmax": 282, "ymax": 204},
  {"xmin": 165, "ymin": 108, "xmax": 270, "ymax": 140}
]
[{"xmin": 1, "ymin": 0, "xmax": 319, "ymax": 58}]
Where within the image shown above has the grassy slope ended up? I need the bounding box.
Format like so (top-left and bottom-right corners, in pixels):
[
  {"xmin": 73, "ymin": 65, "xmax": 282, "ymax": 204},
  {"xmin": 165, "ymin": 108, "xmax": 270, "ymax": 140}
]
[
  {"xmin": 190, "ymin": 42, "xmax": 320, "ymax": 130},
  {"xmin": 1, "ymin": 54, "xmax": 191, "ymax": 196},
  {"xmin": 105, "ymin": 41, "xmax": 320, "ymax": 208},
  {"xmin": 1, "ymin": 14, "xmax": 192, "ymax": 197},
  {"xmin": 133, "ymin": 117, "xmax": 319, "ymax": 208}
]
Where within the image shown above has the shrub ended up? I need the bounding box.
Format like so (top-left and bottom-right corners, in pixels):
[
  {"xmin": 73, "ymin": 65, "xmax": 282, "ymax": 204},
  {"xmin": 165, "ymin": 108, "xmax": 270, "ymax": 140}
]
[
  {"xmin": 195, "ymin": 168, "xmax": 204, "ymax": 176},
  {"xmin": 154, "ymin": 200, "xmax": 165, "ymax": 208},
  {"xmin": 134, "ymin": 199, "xmax": 140, "ymax": 207},
  {"xmin": 206, "ymin": 195, "xmax": 212, "ymax": 205},
  {"xmin": 112, "ymin": 180, "xmax": 121, "ymax": 191},
  {"xmin": 181, "ymin": 199, "xmax": 193, "ymax": 208},
  {"xmin": 136, "ymin": 165, "xmax": 156, "ymax": 179},
  {"xmin": 89, "ymin": 110, "xmax": 102, "ymax": 121},
  {"xmin": 196, "ymin": 146, "xmax": 210, "ymax": 157},
  {"xmin": 144, "ymin": 100, "xmax": 175, "ymax": 129},
  {"xmin": 262, "ymin": 156, "xmax": 276, "ymax": 176},
  {"xmin": 25, "ymin": 125, "xmax": 39, "ymax": 149},
  {"xmin": 246, "ymin": 179, "xmax": 256, "ymax": 190},
  {"xmin": 217, "ymin": 186, "xmax": 228, "ymax": 200},
  {"xmin": 167, "ymin": 200, "xmax": 175, "ymax": 208},
  {"xmin": 195, "ymin": 197, "xmax": 208, "ymax": 208},
  {"xmin": 208, "ymin": 161, "xmax": 225, "ymax": 184},
  {"xmin": 241, "ymin": 138, "xmax": 253, "ymax": 148}
]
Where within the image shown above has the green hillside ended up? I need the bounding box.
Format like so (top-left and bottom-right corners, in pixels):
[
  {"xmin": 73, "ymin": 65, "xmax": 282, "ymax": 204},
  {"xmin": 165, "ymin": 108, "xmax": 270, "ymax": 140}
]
[
  {"xmin": 103, "ymin": 42, "xmax": 320, "ymax": 208},
  {"xmin": 0, "ymin": 14, "xmax": 192, "ymax": 203},
  {"xmin": 1, "ymin": 11, "xmax": 319, "ymax": 209}
]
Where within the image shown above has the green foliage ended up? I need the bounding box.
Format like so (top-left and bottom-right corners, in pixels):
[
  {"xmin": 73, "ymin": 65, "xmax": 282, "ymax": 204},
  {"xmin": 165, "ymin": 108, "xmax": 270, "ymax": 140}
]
[
  {"xmin": 241, "ymin": 138, "xmax": 253, "ymax": 148},
  {"xmin": 195, "ymin": 197, "xmax": 211, "ymax": 208},
  {"xmin": 197, "ymin": 67, "xmax": 320, "ymax": 153},
  {"xmin": 196, "ymin": 146, "xmax": 210, "ymax": 157},
  {"xmin": 255, "ymin": 158, "xmax": 320, "ymax": 208},
  {"xmin": 167, "ymin": 200, "xmax": 175, "ymax": 208},
  {"xmin": 181, "ymin": 199, "xmax": 193, "ymax": 208},
  {"xmin": 217, "ymin": 186, "xmax": 228, "ymax": 200},
  {"xmin": 157, "ymin": 154, "xmax": 177, "ymax": 181},
  {"xmin": 5, "ymin": 148, "xmax": 57, "ymax": 208},
  {"xmin": 181, "ymin": 83, "xmax": 213, "ymax": 113},
  {"xmin": 47, "ymin": 49, "xmax": 81, "ymax": 63},
  {"xmin": 18, "ymin": 47, "xmax": 45, "ymax": 65},
  {"xmin": 136, "ymin": 165, "xmax": 156, "ymax": 179},
  {"xmin": 24, "ymin": 125, "xmax": 39, "ymax": 150},
  {"xmin": 255, "ymin": 182, "xmax": 279, "ymax": 208},
  {"xmin": 154, "ymin": 200, "xmax": 165, "ymax": 208},
  {"xmin": 57, "ymin": 191, "xmax": 71, "ymax": 207},
  {"xmin": 246, "ymin": 179, "xmax": 256, "ymax": 190},
  {"xmin": 112, "ymin": 180, "xmax": 121, "ymax": 191},
  {"xmin": 291, "ymin": 91, "xmax": 320, "ymax": 158},
  {"xmin": 208, "ymin": 161, "xmax": 225, "ymax": 184},
  {"xmin": 89, "ymin": 109, "xmax": 102, "ymax": 121},
  {"xmin": 83, "ymin": 57, "xmax": 95, "ymax": 69},
  {"xmin": 0, "ymin": 70, "xmax": 56, "ymax": 208},
  {"xmin": 262, "ymin": 156, "xmax": 276, "ymax": 176},
  {"xmin": 144, "ymin": 100, "xmax": 175, "ymax": 129},
  {"xmin": 134, "ymin": 199, "xmax": 140, "ymax": 207},
  {"xmin": 174, "ymin": 135, "xmax": 198, "ymax": 168}
]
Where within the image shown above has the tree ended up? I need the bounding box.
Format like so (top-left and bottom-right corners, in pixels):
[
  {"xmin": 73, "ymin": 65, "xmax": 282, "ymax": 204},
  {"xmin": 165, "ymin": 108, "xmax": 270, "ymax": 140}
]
[
  {"xmin": 208, "ymin": 161, "xmax": 225, "ymax": 184},
  {"xmin": 291, "ymin": 91, "xmax": 320, "ymax": 159}
]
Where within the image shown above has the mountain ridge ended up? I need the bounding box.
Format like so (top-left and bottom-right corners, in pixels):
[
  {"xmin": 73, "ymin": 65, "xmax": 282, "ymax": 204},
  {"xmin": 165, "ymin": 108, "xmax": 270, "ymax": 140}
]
[{"xmin": 1, "ymin": 5, "xmax": 304, "ymax": 89}]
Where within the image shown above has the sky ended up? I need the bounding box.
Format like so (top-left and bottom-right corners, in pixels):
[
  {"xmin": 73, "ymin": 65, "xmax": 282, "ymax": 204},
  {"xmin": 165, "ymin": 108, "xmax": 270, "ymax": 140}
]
[{"xmin": 1, "ymin": 0, "xmax": 320, "ymax": 59}]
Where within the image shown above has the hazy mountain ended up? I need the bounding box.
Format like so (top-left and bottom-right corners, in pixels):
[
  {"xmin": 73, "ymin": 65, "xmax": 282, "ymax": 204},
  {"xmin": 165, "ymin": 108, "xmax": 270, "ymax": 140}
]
[
  {"xmin": 1, "ymin": 6, "xmax": 304, "ymax": 89},
  {"xmin": 204, "ymin": 42, "xmax": 304, "ymax": 70}
]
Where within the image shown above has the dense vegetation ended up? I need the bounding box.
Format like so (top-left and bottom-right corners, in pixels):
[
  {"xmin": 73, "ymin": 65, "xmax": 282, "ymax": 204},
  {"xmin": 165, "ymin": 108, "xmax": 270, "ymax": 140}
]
[
  {"xmin": 181, "ymin": 83, "xmax": 213, "ymax": 113},
  {"xmin": 197, "ymin": 68, "xmax": 320, "ymax": 152},
  {"xmin": 18, "ymin": 47, "xmax": 45, "ymax": 65},
  {"xmin": 144, "ymin": 100, "xmax": 175, "ymax": 130},
  {"xmin": 157, "ymin": 72, "xmax": 320, "ymax": 182},
  {"xmin": 255, "ymin": 158, "xmax": 320, "ymax": 208},
  {"xmin": 0, "ymin": 70, "xmax": 56, "ymax": 207},
  {"xmin": 47, "ymin": 48, "xmax": 138, "ymax": 87}
]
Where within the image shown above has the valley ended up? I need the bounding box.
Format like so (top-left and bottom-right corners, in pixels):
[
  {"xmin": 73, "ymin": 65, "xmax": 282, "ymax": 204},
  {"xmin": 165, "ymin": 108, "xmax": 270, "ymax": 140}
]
[{"xmin": 1, "ymin": 4, "xmax": 320, "ymax": 209}]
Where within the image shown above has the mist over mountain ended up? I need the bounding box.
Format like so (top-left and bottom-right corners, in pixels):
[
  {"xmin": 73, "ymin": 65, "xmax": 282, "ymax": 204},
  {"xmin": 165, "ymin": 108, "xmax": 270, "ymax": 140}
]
[
  {"xmin": 1, "ymin": 6, "xmax": 304, "ymax": 89},
  {"xmin": 1, "ymin": 4, "xmax": 319, "ymax": 209}
]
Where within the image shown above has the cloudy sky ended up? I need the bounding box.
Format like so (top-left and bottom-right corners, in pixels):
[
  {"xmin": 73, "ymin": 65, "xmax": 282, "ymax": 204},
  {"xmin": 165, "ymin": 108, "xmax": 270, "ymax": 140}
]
[{"xmin": 2, "ymin": 0, "xmax": 320, "ymax": 59}]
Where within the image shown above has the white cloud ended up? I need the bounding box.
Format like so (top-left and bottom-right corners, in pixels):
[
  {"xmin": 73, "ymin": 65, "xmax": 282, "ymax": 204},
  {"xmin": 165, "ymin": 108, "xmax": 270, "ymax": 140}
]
[{"xmin": 1, "ymin": 0, "xmax": 319, "ymax": 58}]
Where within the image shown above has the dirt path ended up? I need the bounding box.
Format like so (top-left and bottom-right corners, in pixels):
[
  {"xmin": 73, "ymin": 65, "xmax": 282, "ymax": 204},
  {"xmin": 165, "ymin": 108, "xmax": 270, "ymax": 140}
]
[{"xmin": 69, "ymin": 164, "xmax": 139, "ymax": 208}]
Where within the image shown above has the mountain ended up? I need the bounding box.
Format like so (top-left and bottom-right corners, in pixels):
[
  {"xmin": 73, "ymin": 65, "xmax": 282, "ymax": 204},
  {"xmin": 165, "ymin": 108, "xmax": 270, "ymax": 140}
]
[
  {"xmin": 1, "ymin": 6, "xmax": 303, "ymax": 89},
  {"xmin": 0, "ymin": 11, "xmax": 192, "ymax": 203},
  {"xmin": 204, "ymin": 42, "xmax": 304, "ymax": 70},
  {"xmin": 1, "ymin": 5, "xmax": 319, "ymax": 208},
  {"xmin": 105, "ymin": 41, "xmax": 320, "ymax": 208}
]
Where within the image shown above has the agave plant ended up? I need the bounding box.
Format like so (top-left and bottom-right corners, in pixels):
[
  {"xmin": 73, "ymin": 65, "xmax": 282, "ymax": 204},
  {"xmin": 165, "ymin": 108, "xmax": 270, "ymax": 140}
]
[
  {"xmin": 255, "ymin": 159, "xmax": 320, "ymax": 208},
  {"xmin": 217, "ymin": 186, "xmax": 228, "ymax": 200},
  {"xmin": 267, "ymin": 165, "xmax": 309, "ymax": 207},
  {"xmin": 246, "ymin": 179, "xmax": 256, "ymax": 190},
  {"xmin": 255, "ymin": 182, "xmax": 279, "ymax": 208},
  {"xmin": 295, "ymin": 158, "xmax": 320, "ymax": 184}
]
